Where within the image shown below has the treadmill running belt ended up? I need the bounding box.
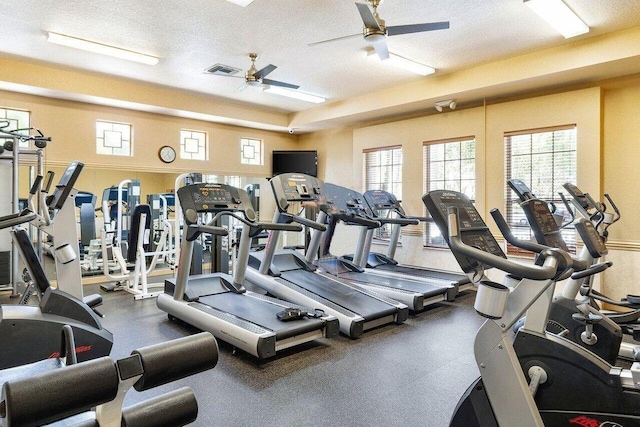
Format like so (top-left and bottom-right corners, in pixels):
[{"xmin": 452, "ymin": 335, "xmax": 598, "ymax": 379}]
[
  {"xmin": 197, "ymin": 293, "xmax": 323, "ymax": 340},
  {"xmin": 339, "ymin": 271, "xmax": 448, "ymax": 299},
  {"xmin": 374, "ymin": 264, "xmax": 468, "ymax": 284},
  {"xmin": 280, "ymin": 270, "xmax": 397, "ymax": 321}
]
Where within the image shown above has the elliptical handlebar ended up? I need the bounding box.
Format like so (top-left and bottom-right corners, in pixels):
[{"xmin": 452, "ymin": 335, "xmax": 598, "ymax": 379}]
[
  {"xmin": 490, "ymin": 208, "xmax": 550, "ymax": 254},
  {"xmin": 0, "ymin": 210, "xmax": 38, "ymax": 230},
  {"xmin": 448, "ymin": 207, "xmax": 565, "ymax": 281},
  {"xmin": 557, "ymin": 192, "xmax": 576, "ymax": 228},
  {"xmin": 489, "ymin": 207, "xmax": 589, "ymax": 274},
  {"xmin": 603, "ymin": 193, "xmax": 621, "ymax": 223}
]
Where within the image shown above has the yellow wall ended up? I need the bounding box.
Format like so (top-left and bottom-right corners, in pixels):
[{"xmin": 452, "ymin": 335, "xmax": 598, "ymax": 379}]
[
  {"xmin": 4, "ymin": 76, "xmax": 640, "ymax": 297},
  {"xmin": 0, "ymin": 89, "xmax": 298, "ymax": 177},
  {"xmin": 602, "ymin": 84, "xmax": 640, "ymax": 243},
  {"xmin": 300, "ymin": 87, "xmax": 611, "ymax": 281}
]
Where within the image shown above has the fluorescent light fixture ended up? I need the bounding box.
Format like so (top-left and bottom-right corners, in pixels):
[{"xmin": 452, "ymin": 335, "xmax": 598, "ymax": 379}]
[
  {"xmin": 524, "ymin": 0, "xmax": 589, "ymax": 38},
  {"xmin": 263, "ymin": 86, "xmax": 326, "ymax": 104},
  {"xmin": 366, "ymin": 50, "xmax": 435, "ymax": 76},
  {"xmin": 226, "ymin": 0, "xmax": 255, "ymax": 6},
  {"xmin": 47, "ymin": 32, "xmax": 159, "ymax": 65}
]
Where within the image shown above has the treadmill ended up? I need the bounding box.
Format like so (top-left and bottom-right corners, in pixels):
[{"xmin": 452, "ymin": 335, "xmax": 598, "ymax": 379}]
[
  {"xmin": 356, "ymin": 189, "xmax": 471, "ymax": 293},
  {"xmin": 156, "ymin": 182, "xmax": 339, "ymax": 359},
  {"xmin": 245, "ymin": 173, "xmax": 408, "ymax": 339},
  {"xmin": 313, "ymin": 183, "xmax": 457, "ymax": 311}
]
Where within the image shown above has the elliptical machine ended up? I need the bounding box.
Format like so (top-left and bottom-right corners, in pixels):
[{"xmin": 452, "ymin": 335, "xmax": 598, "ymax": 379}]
[{"xmin": 423, "ymin": 190, "xmax": 640, "ymax": 426}]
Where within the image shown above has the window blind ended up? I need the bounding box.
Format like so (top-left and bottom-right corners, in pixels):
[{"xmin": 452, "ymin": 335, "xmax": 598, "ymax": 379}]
[
  {"xmin": 363, "ymin": 146, "xmax": 402, "ymax": 240},
  {"xmin": 423, "ymin": 137, "xmax": 476, "ymax": 247},
  {"xmin": 504, "ymin": 125, "xmax": 577, "ymax": 254}
]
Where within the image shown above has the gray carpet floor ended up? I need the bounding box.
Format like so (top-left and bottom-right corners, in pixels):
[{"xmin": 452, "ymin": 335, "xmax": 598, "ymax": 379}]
[{"xmin": 89, "ymin": 282, "xmax": 483, "ymax": 427}]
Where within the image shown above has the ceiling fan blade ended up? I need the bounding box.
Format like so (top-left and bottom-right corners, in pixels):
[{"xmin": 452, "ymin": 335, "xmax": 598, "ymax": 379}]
[
  {"xmin": 387, "ymin": 22, "xmax": 450, "ymax": 36},
  {"xmin": 235, "ymin": 83, "xmax": 249, "ymax": 93},
  {"xmin": 262, "ymin": 78, "xmax": 300, "ymax": 90},
  {"xmin": 254, "ymin": 64, "xmax": 277, "ymax": 79},
  {"xmin": 355, "ymin": 2, "xmax": 381, "ymax": 30},
  {"xmin": 308, "ymin": 33, "xmax": 361, "ymax": 47},
  {"xmin": 372, "ymin": 39, "xmax": 389, "ymax": 60}
]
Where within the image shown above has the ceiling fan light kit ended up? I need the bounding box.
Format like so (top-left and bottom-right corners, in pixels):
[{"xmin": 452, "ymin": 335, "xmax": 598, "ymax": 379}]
[{"xmin": 524, "ymin": 0, "xmax": 589, "ymax": 38}]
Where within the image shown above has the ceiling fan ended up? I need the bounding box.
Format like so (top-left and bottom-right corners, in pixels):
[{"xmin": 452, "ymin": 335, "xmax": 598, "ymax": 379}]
[
  {"xmin": 310, "ymin": 0, "xmax": 450, "ymax": 60},
  {"xmin": 225, "ymin": 54, "xmax": 300, "ymax": 93}
]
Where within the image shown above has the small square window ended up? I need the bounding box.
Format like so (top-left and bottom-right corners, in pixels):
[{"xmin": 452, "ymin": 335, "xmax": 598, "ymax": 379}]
[
  {"xmin": 96, "ymin": 120, "xmax": 132, "ymax": 157},
  {"xmin": 241, "ymin": 138, "xmax": 263, "ymax": 165},
  {"xmin": 180, "ymin": 130, "xmax": 208, "ymax": 160}
]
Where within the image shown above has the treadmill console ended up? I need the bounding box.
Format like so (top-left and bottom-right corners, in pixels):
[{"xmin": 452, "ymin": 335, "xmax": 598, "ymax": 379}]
[
  {"xmin": 270, "ymin": 173, "xmax": 325, "ymax": 211},
  {"xmin": 177, "ymin": 183, "xmax": 256, "ymax": 225},
  {"xmin": 363, "ymin": 189, "xmax": 399, "ymax": 211},
  {"xmin": 324, "ymin": 183, "xmax": 372, "ymax": 221},
  {"xmin": 520, "ymin": 199, "xmax": 568, "ymax": 251},
  {"xmin": 422, "ymin": 190, "xmax": 506, "ymax": 274}
]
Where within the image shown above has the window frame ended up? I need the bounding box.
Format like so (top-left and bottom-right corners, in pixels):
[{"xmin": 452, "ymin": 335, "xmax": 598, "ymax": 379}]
[
  {"xmin": 423, "ymin": 136, "xmax": 476, "ymax": 248},
  {"xmin": 362, "ymin": 145, "xmax": 403, "ymax": 242},
  {"xmin": 179, "ymin": 129, "xmax": 209, "ymax": 161},
  {"xmin": 240, "ymin": 137, "xmax": 263, "ymax": 166},
  {"xmin": 504, "ymin": 124, "xmax": 577, "ymax": 256},
  {"xmin": 96, "ymin": 120, "xmax": 133, "ymax": 157}
]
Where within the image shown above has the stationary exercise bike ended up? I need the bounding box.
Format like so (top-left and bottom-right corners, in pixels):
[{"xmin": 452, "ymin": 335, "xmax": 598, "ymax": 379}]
[
  {"xmin": 506, "ymin": 179, "xmax": 640, "ymax": 364},
  {"xmin": 423, "ymin": 190, "xmax": 640, "ymax": 426},
  {"xmin": 561, "ymin": 183, "xmax": 640, "ymax": 328},
  {"xmin": 0, "ymin": 209, "xmax": 113, "ymax": 369}
]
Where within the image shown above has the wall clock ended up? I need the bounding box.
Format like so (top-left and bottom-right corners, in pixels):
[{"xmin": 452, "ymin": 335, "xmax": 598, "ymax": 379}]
[{"xmin": 158, "ymin": 145, "xmax": 176, "ymax": 163}]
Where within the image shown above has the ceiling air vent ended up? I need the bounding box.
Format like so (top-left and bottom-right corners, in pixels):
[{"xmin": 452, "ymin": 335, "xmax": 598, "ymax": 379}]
[{"xmin": 204, "ymin": 64, "xmax": 242, "ymax": 76}]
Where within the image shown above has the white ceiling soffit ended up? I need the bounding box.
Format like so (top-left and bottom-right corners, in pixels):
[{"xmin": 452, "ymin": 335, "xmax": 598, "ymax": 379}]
[{"xmin": 0, "ymin": 1, "xmax": 639, "ymax": 132}]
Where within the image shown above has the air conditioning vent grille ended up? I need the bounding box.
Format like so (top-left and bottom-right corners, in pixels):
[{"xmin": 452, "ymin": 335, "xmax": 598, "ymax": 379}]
[{"xmin": 204, "ymin": 64, "xmax": 242, "ymax": 76}]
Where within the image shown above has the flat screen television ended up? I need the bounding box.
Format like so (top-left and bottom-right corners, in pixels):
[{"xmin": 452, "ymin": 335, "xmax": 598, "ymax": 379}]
[{"xmin": 272, "ymin": 150, "xmax": 318, "ymax": 177}]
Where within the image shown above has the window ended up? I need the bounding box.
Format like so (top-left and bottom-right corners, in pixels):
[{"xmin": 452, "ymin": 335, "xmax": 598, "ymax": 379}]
[
  {"xmin": 96, "ymin": 120, "xmax": 132, "ymax": 156},
  {"xmin": 363, "ymin": 146, "xmax": 402, "ymax": 241},
  {"xmin": 0, "ymin": 107, "xmax": 31, "ymax": 149},
  {"xmin": 505, "ymin": 125, "xmax": 577, "ymax": 254},
  {"xmin": 240, "ymin": 138, "xmax": 263, "ymax": 165},
  {"xmin": 423, "ymin": 137, "xmax": 476, "ymax": 247},
  {"xmin": 180, "ymin": 129, "xmax": 208, "ymax": 161}
]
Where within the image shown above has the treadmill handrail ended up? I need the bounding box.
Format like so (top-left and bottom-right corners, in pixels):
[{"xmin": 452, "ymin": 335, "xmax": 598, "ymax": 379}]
[
  {"xmin": 185, "ymin": 224, "xmax": 228, "ymax": 242},
  {"xmin": 374, "ymin": 216, "xmax": 419, "ymax": 226},
  {"xmin": 209, "ymin": 211, "xmax": 303, "ymax": 233},
  {"xmin": 331, "ymin": 212, "xmax": 380, "ymax": 228},
  {"xmin": 447, "ymin": 207, "xmax": 563, "ymax": 281},
  {"xmin": 279, "ymin": 212, "xmax": 327, "ymax": 231}
]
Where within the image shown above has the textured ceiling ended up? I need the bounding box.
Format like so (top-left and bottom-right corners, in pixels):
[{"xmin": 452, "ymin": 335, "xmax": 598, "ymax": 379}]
[{"xmin": 2, "ymin": 0, "xmax": 640, "ymax": 114}]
